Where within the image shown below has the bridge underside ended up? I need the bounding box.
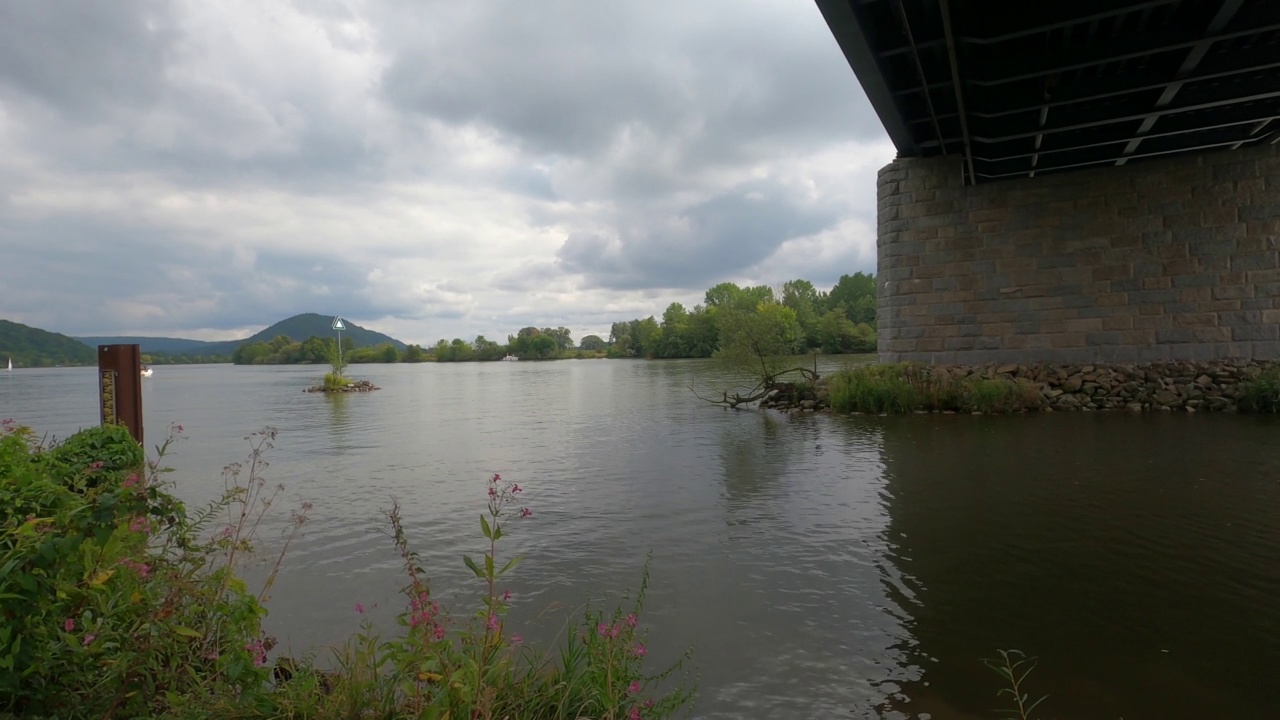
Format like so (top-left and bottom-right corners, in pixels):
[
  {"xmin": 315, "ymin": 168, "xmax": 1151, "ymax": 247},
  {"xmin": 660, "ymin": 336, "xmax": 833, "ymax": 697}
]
[{"xmin": 818, "ymin": 0, "xmax": 1280, "ymax": 363}]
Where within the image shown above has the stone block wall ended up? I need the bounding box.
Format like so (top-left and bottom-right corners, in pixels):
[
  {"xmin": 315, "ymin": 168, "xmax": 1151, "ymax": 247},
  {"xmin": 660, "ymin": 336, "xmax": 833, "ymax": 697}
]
[{"xmin": 877, "ymin": 142, "xmax": 1280, "ymax": 364}]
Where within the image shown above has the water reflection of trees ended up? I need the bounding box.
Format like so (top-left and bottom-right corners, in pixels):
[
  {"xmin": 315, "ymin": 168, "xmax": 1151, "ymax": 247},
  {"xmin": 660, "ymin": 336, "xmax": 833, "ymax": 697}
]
[
  {"xmin": 871, "ymin": 415, "xmax": 1280, "ymax": 719},
  {"xmin": 717, "ymin": 411, "xmax": 792, "ymax": 509}
]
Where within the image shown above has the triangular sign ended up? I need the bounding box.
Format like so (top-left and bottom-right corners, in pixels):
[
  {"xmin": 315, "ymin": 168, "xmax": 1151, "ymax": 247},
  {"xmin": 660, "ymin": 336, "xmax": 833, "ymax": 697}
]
[{"xmin": 332, "ymin": 317, "xmax": 346, "ymax": 330}]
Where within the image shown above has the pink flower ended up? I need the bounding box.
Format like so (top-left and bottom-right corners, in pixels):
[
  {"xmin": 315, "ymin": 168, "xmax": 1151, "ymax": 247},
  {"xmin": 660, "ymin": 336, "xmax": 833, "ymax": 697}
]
[
  {"xmin": 486, "ymin": 614, "xmax": 499, "ymax": 631},
  {"xmin": 244, "ymin": 640, "xmax": 266, "ymax": 666},
  {"xmin": 355, "ymin": 603, "xmax": 365, "ymax": 614},
  {"xmin": 628, "ymin": 680, "xmax": 641, "ymax": 695},
  {"xmin": 129, "ymin": 515, "xmax": 149, "ymax": 533},
  {"xmin": 123, "ymin": 473, "xmax": 141, "ymax": 489},
  {"xmin": 625, "ymin": 613, "xmax": 638, "ymax": 628},
  {"xmin": 64, "ymin": 618, "xmax": 75, "ymax": 632},
  {"xmin": 609, "ymin": 624, "xmax": 621, "ymax": 639},
  {"xmin": 644, "ymin": 699, "xmax": 654, "ymax": 709},
  {"xmin": 633, "ymin": 643, "xmax": 647, "ymax": 658},
  {"xmin": 82, "ymin": 634, "xmax": 96, "ymax": 646},
  {"xmin": 511, "ymin": 483, "xmax": 522, "ymax": 494},
  {"xmin": 629, "ymin": 708, "xmax": 641, "ymax": 720},
  {"xmin": 520, "ymin": 507, "xmax": 532, "ymax": 518},
  {"xmin": 433, "ymin": 626, "xmax": 446, "ymax": 641},
  {"xmin": 509, "ymin": 634, "xmax": 523, "ymax": 645},
  {"xmin": 88, "ymin": 461, "xmax": 104, "ymax": 471},
  {"xmin": 502, "ymin": 590, "xmax": 511, "ymax": 601}
]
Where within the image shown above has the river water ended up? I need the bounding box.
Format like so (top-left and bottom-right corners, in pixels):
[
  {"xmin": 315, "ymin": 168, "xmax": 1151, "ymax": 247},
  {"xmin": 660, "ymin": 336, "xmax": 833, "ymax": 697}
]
[{"xmin": 2, "ymin": 361, "xmax": 1278, "ymax": 719}]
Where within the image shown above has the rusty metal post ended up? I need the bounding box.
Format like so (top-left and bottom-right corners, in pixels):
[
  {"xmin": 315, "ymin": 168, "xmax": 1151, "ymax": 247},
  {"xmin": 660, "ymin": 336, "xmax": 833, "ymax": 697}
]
[{"xmin": 98, "ymin": 344, "xmax": 143, "ymax": 445}]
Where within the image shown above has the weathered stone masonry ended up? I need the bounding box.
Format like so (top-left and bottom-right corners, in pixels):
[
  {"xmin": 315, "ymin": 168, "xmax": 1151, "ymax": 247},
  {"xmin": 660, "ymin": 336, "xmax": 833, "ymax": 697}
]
[{"xmin": 877, "ymin": 142, "xmax": 1280, "ymax": 364}]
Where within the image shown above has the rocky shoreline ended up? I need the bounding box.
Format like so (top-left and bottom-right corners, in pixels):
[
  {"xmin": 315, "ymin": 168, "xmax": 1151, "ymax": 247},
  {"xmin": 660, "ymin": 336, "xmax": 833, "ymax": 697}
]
[
  {"xmin": 304, "ymin": 379, "xmax": 380, "ymax": 393},
  {"xmin": 759, "ymin": 359, "xmax": 1278, "ymax": 414}
]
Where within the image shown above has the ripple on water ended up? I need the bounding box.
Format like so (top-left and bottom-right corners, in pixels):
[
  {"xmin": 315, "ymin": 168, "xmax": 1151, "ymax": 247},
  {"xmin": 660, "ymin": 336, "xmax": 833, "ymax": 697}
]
[{"xmin": 4, "ymin": 364, "xmax": 1280, "ymax": 719}]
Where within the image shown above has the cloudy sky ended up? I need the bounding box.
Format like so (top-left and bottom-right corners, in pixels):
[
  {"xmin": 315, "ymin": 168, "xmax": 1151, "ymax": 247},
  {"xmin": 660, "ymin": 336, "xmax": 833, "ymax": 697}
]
[{"xmin": 0, "ymin": 0, "xmax": 892, "ymax": 345}]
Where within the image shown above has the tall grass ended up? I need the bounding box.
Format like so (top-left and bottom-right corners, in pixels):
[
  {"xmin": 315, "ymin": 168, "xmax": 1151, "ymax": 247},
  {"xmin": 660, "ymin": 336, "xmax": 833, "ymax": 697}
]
[
  {"xmin": 1237, "ymin": 365, "xmax": 1280, "ymax": 413},
  {"xmin": 827, "ymin": 364, "xmax": 1043, "ymax": 415}
]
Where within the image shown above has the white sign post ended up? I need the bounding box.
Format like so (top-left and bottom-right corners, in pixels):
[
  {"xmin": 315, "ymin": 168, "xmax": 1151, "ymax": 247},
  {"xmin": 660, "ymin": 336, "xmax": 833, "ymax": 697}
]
[{"xmin": 332, "ymin": 316, "xmax": 346, "ymax": 373}]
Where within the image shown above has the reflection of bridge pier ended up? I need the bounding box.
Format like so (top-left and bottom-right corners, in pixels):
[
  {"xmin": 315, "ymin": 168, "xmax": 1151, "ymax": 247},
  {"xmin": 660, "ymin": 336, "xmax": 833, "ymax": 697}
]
[
  {"xmin": 869, "ymin": 414, "xmax": 1280, "ymax": 718},
  {"xmin": 818, "ymin": 1, "xmax": 1280, "ymax": 365}
]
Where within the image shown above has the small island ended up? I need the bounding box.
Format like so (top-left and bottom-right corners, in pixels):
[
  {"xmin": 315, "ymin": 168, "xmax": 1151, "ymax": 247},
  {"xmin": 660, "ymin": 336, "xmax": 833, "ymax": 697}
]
[{"xmin": 304, "ymin": 371, "xmax": 379, "ymax": 393}]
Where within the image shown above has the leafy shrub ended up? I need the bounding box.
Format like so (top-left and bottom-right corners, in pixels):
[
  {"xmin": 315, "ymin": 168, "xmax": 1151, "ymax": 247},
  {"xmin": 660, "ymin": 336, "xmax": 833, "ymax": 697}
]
[
  {"xmin": 322, "ymin": 372, "xmax": 349, "ymax": 390},
  {"xmin": 1237, "ymin": 366, "xmax": 1280, "ymax": 413},
  {"xmin": 0, "ymin": 423, "xmax": 281, "ymax": 718}
]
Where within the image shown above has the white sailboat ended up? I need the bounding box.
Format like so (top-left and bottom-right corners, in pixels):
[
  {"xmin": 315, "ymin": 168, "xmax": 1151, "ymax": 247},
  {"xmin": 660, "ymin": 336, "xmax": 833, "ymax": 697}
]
[
  {"xmin": 140, "ymin": 365, "xmax": 153, "ymax": 378},
  {"xmin": 5, "ymin": 358, "xmax": 11, "ymax": 371}
]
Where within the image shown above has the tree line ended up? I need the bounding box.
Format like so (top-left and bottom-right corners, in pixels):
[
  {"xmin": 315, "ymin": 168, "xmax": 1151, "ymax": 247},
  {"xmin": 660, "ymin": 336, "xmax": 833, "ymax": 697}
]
[
  {"xmin": 606, "ymin": 273, "xmax": 876, "ymax": 359},
  {"xmin": 228, "ymin": 273, "xmax": 877, "ymax": 365}
]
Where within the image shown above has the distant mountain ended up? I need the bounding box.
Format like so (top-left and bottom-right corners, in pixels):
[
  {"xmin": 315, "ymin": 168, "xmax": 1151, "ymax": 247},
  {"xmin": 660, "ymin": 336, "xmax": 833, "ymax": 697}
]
[
  {"xmin": 236, "ymin": 313, "xmax": 407, "ymax": 351},
  {"xmin": 78, "ymin": 313, "xmax": 406, "ymax": 358},
  {"xmin": 1, "ymin": 319, "xmax": 97, "ymax": 367},
  {"xmin": 77, "ymin": 336, "xmax": 226, "ymax": 355}
]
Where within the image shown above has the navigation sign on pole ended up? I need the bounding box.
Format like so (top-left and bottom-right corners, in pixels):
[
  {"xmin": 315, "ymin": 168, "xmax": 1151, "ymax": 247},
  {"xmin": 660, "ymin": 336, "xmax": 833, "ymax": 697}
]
[{"xmin": 332, "ymin": 317, "xmax": 345, "ymax": 374}]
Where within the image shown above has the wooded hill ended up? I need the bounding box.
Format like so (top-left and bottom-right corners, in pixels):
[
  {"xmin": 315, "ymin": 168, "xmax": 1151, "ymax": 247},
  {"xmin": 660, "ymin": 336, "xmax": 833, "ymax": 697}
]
[
  {"xmin": 1, "ymin": 319, "xmax": 97, "ymax": 367},
  {"xmin": 80, "ymin": 313, "xmax": 407, "ymax": 362}
]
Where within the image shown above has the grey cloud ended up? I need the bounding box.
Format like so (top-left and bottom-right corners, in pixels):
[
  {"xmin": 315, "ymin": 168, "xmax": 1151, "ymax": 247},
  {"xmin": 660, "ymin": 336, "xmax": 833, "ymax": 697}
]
[
  {"xmin": 557, "ymin": 180, "xmax": 839, "ymax": 290},
  {"xmin": 502, "ymin": 165, "xmax": 558, "ymax": 200},
  {"xmin": 0, "ymin": 1, "xmax": 176, "ymax": 117},
  {"xmin": 376, "ymin": 0, "xmax": 881, "ymax": 167},
  {"xmin": 0, "ymin": 0, "xmax": 888, "ymax": 341}
]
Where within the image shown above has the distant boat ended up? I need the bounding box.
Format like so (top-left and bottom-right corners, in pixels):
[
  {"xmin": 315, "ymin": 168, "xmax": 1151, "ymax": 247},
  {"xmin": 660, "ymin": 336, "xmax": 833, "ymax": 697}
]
[
  {"xmin": 5, "ymin": 358, "xmax": 10, "ymax": 371},
  {"xmin": 501, "ymin": 354, "xmax": 519, "ymax": 362},
  {"xmin": 140, "ymin": 365, "xmax": 154, "ymax": 378}
]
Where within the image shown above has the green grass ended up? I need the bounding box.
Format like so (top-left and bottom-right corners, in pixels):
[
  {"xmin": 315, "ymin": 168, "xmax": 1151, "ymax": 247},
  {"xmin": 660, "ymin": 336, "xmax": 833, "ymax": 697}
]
[
  {"xmin": 321, "ymin": 372, "xmax": 349, "ymax": 390},
  {"xmin": 827, "ymin": 364, "xmax": 1043, "ymax": 415}
]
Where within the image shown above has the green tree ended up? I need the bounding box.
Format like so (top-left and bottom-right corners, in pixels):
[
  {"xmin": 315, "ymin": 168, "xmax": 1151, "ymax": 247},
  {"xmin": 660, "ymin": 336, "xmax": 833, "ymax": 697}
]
[
  {"xmin": 473, "ymin": 335, "xmax": 505, "ymax": 361},
  {"xmin": 815, "ymin": 308, "xmax": 858, "ymax": 354},
  {"xmin": 629, "ymin": 317, "xmax": 661, "ymax": 358},
  {"xmin": 828, "ymin": 272, "xmax": 876, "ymax": 325},
  {"xmin": 402, "ymin": 344, "xmax": 427, "ymax": 362},
  {"xmin": 547, "ymin": 327, "xmax": 574, "ymax": 352},
  {"xmin": 579, "ymin": 335, "xmax": 607, "ymax": 351},
  {"xmin": 714, "ymin": 301, "xmax": 801, "ymax": 382},
  {"xmin": 781, "ymin": 279, "xmax": 824, "ymax": 349},
  {"xmin": 658, "ymin": 303, "xmax": 690, "ymax": 358}
]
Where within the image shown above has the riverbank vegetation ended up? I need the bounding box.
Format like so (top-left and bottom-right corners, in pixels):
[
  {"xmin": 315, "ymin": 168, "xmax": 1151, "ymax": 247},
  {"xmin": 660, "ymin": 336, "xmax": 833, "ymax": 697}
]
[
  {"xmin": 1237, "ymin": 364, "xmax": 1280, "ymax": 412},
  {"xmin": 826, "ymin": 364, "xmax": 1044, "ymax": 414},
  {"xmin": 0, "ymin": 423, "xmax": 693, "ymax": 719}
]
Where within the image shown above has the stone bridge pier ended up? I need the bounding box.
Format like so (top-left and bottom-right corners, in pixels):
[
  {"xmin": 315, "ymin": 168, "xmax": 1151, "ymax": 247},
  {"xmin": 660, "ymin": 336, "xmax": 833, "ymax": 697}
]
[
  {"xmin": 877, "ymin": 143, "xmax": 1280, "ymax": 364},
  {"xmin": 818, "ymin": 0, "xmax": 1280, "ymax": 364}
]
